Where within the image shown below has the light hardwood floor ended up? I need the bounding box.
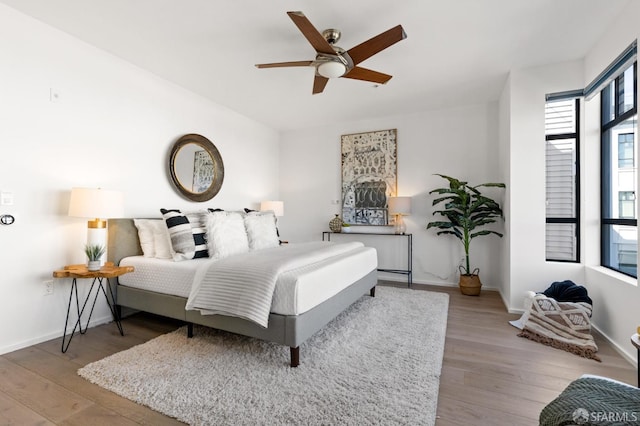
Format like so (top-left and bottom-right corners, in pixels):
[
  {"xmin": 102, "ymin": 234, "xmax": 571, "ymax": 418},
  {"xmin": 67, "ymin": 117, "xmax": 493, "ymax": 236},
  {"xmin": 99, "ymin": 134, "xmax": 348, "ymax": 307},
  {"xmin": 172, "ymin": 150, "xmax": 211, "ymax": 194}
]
[{"xmin": 0, "ymin": 283, "xmax": 636, "ymax": 425}]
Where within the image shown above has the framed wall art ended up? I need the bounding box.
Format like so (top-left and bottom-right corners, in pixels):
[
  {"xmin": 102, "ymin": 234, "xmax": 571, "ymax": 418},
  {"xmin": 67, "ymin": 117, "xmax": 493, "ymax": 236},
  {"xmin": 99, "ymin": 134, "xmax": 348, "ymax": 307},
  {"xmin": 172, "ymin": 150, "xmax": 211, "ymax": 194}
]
[{"xmin": 341, "ymin": 129, "xmax": 397, "ymax": 225}]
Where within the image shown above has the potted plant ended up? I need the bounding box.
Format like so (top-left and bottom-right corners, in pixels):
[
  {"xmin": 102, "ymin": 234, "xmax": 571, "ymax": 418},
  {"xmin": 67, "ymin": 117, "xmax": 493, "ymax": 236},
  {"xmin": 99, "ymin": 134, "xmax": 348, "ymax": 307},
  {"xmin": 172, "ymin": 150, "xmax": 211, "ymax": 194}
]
[
  {"xmin": 84, "ymin": 244, "xmax": 105, "ymax": 271},
  {"xmin": 341, "ymin": 222, "xmax": 352, "ymax": 233},
  {"xmin": 426, "ymin": 174, "xmax": 505, "ymax": 296}
]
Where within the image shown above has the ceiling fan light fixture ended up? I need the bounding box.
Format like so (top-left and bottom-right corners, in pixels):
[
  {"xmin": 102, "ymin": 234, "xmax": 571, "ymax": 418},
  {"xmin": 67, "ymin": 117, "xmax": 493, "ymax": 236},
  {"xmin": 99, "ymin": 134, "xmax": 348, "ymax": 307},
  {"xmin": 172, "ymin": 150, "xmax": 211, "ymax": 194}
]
[{"xmin": 317, "ymin": 61, "xmax": 347, "ymax": 78}]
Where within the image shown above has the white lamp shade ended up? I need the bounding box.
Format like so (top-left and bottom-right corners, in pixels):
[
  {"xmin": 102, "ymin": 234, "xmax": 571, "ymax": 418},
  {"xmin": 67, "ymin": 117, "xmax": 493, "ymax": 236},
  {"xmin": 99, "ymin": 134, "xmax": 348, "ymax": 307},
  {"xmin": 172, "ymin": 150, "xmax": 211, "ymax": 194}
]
[
  {"xmin": 260, "ymin": 200, "xmax": 284, "ymax": 217},
  {"xmin": 68, "ymin": 187, "xmax": 124, "ymax": 219},
  {"xmin": 388, "ymin": 196, "xmax": 412, "ymax": 215},
  {"xmin": 317, "ymin": 61, "xmax": 346, "ymax": 78}
]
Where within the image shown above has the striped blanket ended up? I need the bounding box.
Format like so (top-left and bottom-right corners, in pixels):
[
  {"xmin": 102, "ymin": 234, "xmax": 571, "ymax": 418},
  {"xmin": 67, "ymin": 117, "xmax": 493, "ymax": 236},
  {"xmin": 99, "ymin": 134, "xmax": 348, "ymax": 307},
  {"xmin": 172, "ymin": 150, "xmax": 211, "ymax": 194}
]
[
  {"xmin": 518, "ymin": 293, "xmax": 600, "ymax": 361},
  {"xmin": 186, "ymin": 241, "xmax": 365, "ymax": 327}
]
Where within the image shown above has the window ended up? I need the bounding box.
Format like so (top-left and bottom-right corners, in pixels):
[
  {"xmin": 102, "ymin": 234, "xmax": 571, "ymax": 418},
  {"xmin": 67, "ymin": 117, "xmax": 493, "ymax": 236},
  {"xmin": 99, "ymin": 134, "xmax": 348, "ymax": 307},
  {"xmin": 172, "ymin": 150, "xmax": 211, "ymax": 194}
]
[
  {"xmin": 601, "ymin": 61, "xmax": 637, "ymax": 277},
  {"xmin": 619, "ymin": 191, "xmax": 636, "ymax": 219},
  {"xmin": 618, "ymin": 133, "xmax": 634, "ymax": 168},
  {"xmin": 545, "ymin": 98, "xmax": 580, "ymax": 262}
]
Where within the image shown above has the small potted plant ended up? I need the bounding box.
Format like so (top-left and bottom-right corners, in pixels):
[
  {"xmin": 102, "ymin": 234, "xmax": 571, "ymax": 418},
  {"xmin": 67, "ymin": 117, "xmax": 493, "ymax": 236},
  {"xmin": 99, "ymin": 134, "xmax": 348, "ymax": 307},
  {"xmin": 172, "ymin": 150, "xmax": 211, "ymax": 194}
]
[
  {"xmin": 427, "ymin": 174, "xmax": 505, "ymax": 295},
  {"xmin": 84, "ymin": 244, "xmax": 105, "ymax": 271},
  {"xmin": 341, "ymin": 222, "xmax": 351, "ymax": 233}
]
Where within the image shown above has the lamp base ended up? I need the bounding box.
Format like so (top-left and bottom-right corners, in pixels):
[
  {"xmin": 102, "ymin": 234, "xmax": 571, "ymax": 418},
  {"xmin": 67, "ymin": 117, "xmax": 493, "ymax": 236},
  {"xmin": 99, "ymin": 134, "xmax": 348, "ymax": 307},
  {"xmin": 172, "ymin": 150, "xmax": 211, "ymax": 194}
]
[{"xmin": 394, "ymin": 215, "xmax": 406, "ymax": 234}]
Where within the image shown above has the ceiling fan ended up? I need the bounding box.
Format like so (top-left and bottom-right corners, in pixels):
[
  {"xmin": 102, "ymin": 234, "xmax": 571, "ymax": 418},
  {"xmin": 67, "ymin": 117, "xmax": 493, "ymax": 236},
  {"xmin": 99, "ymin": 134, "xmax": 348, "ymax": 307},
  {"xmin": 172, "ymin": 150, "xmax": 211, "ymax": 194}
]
[{"xmin": 255, "ymin": 11, "xmax": 407, "ymax": 94}]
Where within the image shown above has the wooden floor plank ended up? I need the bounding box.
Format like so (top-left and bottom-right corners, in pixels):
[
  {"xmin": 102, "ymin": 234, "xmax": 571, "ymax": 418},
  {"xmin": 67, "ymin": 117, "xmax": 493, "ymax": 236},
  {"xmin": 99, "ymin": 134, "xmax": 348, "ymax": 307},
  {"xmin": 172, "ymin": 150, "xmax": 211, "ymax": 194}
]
[
  {"xmin": 0, "ymin": 391, "xmax": 55, "ymax": 426},
  {"xmin": 0, "ymin": 282, "xmax": 635, "ymax": 425},
  {"xmin": 0, "ymin": 357, "xmax": 94, "ymax": 423}
]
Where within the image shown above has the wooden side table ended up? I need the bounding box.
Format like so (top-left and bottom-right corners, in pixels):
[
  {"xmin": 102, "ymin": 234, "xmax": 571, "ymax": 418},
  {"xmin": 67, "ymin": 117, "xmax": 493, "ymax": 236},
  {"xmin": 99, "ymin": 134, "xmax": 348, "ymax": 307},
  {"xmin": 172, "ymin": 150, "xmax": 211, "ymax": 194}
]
[
  {"xmin": 631, "ymin": 333, "xmax": 640, "ymax": 387},
  {"xmin": 53, "ymin": 262, "xmax": 134, "ymax": 353}
]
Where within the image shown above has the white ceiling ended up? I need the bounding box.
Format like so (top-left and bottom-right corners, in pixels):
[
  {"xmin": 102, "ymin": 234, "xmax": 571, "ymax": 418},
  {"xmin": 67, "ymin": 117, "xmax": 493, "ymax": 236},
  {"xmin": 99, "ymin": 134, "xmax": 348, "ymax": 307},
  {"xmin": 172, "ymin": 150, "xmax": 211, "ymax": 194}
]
[{"xmin": 0, "ymin": 0, "xmax": 631, "ymax": 131}]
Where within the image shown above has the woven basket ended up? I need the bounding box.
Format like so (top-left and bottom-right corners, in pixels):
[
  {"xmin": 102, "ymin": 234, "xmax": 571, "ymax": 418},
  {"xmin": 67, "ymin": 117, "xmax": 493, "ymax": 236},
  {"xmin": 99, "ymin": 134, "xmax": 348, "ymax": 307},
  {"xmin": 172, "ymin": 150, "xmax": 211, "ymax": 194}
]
[{"xmin": 459, "ymin": 273, "xmax": 482, "ymax": 296}]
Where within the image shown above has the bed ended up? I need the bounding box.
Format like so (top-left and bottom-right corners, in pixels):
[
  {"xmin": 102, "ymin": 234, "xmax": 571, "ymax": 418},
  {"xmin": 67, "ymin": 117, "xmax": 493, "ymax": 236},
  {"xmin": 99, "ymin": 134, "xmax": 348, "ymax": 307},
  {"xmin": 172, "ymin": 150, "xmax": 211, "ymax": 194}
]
[{"xmin": 107, "ymin": 217, "xmax": 378, "ymax": 367}]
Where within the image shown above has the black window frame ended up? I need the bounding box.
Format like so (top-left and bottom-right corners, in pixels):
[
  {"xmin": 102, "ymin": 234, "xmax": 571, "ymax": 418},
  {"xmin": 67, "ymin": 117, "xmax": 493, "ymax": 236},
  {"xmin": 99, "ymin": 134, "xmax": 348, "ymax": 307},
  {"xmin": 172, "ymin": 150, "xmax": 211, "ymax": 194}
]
[
  {"xmin": 600, "ymin": 61, "xmax": 638, "ymax": 278},
  {"xmin": 545, "ymin": 98, "xmax": 581, "ymax": 263}
]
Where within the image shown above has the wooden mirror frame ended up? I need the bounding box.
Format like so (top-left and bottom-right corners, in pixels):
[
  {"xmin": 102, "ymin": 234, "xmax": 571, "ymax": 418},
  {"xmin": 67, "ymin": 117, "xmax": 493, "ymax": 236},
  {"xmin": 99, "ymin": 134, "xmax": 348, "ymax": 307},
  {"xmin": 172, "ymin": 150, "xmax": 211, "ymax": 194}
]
[{"xmin": 169, "ymin": 133, "xmax": 224, "ymax": 202}]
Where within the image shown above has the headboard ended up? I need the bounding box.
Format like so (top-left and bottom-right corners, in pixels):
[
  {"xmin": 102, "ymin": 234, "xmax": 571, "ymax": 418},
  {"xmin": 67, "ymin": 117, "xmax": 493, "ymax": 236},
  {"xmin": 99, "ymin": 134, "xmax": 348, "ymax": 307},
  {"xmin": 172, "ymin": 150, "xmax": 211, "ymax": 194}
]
[{"xmin": 107, "ymin": 218, "xmax": 143, "ymax": 266}]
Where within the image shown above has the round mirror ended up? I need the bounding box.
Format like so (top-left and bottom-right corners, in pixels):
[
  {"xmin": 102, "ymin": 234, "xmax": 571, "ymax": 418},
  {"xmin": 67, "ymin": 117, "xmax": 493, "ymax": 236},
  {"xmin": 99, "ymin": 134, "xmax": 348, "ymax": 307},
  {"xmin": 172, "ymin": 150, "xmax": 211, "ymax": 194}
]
[{"xmin": 169, "ymin": 134, "xmax": 224, "ymax": 202}]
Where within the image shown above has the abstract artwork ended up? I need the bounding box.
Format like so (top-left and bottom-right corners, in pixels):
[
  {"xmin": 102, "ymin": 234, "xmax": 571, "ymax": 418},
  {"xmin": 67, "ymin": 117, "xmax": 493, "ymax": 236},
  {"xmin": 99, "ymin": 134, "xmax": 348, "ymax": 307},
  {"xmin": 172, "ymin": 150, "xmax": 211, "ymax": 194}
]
[
  {"xmin": 341, "ymin": 129, "xmax": 397, "ymax": 225},
  {"xmin": 192, "ymin": 150, "xmax": 214, "ymax": 193}
]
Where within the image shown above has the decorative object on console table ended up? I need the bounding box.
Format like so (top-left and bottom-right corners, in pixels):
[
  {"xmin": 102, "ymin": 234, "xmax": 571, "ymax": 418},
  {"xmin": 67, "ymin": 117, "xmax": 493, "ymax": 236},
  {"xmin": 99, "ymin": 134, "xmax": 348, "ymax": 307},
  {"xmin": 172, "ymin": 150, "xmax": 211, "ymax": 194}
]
[
  {"xmin": 53, "ymin": 262, "xmax": 133, "ymax": 353},
  {"xmin": 388, "ymin": 196, "xmax": 411, "ymax": 234},
  {"xmin": 68, "ymin": 187, "xmax": 124, "ymax": 266},
  {"xmin": 426, "ymin": 174, "xmax": 505, "ymax": 296},
  {"xmin": 341, "ymin": 129, "xmax": 397, "ymax": 226},
  {"xmin": 341, "ymin": 223, "xmax": 351, "ymax": 233},
  {"xmin": 329, "ymin": 214, "xmax": 343, "ymax": 232}
]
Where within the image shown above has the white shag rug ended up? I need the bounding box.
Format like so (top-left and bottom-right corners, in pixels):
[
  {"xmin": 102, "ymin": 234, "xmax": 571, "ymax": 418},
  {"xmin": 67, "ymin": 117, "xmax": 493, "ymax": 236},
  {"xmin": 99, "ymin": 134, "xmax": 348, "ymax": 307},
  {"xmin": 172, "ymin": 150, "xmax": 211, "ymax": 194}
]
[{"xmin": 78, "ymin": 286, "xmax": 449, "ymax": 425}]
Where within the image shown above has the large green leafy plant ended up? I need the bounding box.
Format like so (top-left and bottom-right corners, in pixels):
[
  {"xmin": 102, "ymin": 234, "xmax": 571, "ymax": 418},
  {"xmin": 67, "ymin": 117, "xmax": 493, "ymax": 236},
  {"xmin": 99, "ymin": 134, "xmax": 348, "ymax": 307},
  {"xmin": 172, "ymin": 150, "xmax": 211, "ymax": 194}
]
[{"xmin": 426, "ymin": 174, "xmax": 505, "ymax": 275}]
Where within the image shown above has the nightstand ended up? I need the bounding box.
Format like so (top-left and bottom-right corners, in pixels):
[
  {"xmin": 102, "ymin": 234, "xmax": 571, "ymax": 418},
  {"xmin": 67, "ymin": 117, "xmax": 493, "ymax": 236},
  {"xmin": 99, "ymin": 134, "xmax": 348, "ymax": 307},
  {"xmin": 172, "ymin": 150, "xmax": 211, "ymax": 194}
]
[
  {"xmin": 53, "ymin": 262, "xmax": 134, "ymax": 353},
  {"xmin": 631, "ymin": 333, "xmax": 640, "ymax": 387}
]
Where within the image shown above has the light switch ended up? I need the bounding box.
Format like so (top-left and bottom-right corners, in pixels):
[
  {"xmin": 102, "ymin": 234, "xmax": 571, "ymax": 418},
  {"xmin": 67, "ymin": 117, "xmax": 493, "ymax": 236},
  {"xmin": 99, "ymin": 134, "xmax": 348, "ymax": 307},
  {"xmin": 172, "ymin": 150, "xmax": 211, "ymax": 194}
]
[{"xmin": 0, "ymin": 191, "xmax": 13, "ymax": 206}]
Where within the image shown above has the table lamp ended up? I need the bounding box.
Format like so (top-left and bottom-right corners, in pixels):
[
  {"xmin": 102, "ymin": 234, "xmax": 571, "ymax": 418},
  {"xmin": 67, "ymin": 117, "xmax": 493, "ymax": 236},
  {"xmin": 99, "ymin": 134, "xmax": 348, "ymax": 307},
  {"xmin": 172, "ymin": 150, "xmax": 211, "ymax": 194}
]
[
  {"xmin": 260, "ymin": 200, "xmax": 284, "ymax": 217},
  {"xmin": 68, "ymin": 187, "xmax": 124, "ymax": 265},
  {"xmin": 388, "ymin": 196, "xmax": 411, "ymax": 234}
]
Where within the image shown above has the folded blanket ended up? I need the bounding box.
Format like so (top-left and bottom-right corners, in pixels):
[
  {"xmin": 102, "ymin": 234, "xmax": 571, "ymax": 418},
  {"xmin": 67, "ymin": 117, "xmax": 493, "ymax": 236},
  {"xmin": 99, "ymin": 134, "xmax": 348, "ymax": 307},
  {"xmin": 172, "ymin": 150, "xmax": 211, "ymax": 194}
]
[
  {"xmin": 517, "ymin": 294, "xmax": 600, "ymax": 361},
  {"xmin": 186, "ymin": 241, "xmax": 365, "ymax": 327},
  {"xmin": 543, "ymin": 280, "xmax": 593, "ymax": 306}
]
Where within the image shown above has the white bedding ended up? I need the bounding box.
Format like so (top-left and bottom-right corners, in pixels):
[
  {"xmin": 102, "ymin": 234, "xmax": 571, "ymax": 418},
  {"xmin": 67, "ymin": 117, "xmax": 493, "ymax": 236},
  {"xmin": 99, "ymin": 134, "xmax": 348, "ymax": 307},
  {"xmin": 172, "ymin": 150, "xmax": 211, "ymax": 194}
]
[{"xmin": 118, "ymin": 242, "xmax": 377, "ymax": 317}]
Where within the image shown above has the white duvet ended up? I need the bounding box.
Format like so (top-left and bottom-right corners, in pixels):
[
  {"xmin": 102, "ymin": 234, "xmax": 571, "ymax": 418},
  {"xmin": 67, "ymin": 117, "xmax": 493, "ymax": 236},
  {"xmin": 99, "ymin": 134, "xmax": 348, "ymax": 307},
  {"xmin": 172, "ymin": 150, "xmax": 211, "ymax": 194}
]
[{"xmin": 186, "ymin": 241, "xmax": 367, "ymax": 327}]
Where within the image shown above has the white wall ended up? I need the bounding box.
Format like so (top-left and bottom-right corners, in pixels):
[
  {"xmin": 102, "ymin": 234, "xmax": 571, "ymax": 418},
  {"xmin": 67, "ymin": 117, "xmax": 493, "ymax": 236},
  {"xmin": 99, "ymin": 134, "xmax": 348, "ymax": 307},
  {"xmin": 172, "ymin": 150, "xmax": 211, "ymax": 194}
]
[
  {"xmin": 279, "ymin": 103, "xmax": 505, "ymax": 289},
  {"xmin": 498, "ymin": 75, "xmax": 512, "ymax": 307},
  {"xmin": 0, "ymin": 4, "xmax": 280, "ymax": 355},
  {"xmin": 580, "ymin": 1, "xmax": 640, "ymax": 361},
  {"xmin": 501, "ymin": 0, "xmax": 640, "ymax": 362},
  {"xmin": 504, "ymin": 60, "xmax": 586, "ymax": 312}
]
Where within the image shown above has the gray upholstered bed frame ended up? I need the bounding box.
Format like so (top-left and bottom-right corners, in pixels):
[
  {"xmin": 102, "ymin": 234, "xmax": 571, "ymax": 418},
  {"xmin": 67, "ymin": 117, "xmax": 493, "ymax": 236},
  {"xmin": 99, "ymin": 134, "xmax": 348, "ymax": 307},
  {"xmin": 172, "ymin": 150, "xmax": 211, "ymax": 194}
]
[{"xmin": 107, "ymin": 218, "xmax": 377, "ymax": 367}]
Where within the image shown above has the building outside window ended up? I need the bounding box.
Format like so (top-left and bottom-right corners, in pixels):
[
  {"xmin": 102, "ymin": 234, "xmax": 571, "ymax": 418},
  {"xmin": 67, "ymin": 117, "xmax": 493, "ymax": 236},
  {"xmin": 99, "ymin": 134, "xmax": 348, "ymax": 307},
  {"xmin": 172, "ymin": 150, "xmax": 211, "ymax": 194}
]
[
  {"xmin": 601, "ymin": 61, "xmax": 637, "ymax": 277},
  {"xmin": 545, "ymin": 98, "xmax": 580, "ymax": 262}
]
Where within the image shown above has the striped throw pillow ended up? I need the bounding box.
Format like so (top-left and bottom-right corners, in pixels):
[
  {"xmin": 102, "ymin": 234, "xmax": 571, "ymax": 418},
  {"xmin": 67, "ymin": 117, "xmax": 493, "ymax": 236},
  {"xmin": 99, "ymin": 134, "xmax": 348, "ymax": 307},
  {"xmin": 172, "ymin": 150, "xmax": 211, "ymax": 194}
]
[
  {"xmin": 160, "ymin": 208, "xmax": 196, "ymax": 261},
  {"xmin": 186, "ymin": 211, "xmax": 209, "ymax": 259}
]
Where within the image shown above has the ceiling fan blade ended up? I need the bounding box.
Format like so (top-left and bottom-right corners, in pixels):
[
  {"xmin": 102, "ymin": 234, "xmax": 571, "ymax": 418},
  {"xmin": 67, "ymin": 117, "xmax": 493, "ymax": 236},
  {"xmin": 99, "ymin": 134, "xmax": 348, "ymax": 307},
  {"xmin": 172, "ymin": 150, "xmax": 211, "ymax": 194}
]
[
  {"xmin": 343, "ymin": 67, "xmax": 392, "ymax": 84},
  {"xmin": 287, "ymin": 11, "xmax": 335, "ymax": 55},
  {"xmin": 313, "ymin": 75, "xmax": 329, "ymax": 94},
  {"xmin": 346, "ymin": 25, "xmax": 407, "ymax": 65},
  {"xmin": 255, "ymin": 60, "xmax": 313, "ymax": 69}
]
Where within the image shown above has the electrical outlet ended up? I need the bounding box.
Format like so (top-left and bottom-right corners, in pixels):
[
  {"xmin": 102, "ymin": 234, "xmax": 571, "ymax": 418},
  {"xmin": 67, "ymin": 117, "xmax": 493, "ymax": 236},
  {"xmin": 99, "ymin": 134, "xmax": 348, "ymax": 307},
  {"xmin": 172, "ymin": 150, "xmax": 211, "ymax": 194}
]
[{"xmin": 43, "ymin": 280, "xmax": 54, "ymax": 295}]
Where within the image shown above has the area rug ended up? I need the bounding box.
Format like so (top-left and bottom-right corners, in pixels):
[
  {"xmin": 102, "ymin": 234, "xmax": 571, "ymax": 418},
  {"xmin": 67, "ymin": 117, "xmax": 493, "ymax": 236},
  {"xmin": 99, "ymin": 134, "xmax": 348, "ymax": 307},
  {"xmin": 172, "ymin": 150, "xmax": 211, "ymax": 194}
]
[{"xmin": 78, "ymin": 286, "xmax": 449, "ymax": 425}]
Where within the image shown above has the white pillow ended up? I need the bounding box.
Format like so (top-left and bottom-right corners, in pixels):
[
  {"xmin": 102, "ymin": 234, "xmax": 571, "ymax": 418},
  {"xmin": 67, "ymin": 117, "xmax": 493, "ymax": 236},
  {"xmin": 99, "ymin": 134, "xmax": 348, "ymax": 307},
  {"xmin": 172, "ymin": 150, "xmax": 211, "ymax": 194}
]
[
  {"xmin": 244, "ymin": 211, "xmax": 279, "ymax": 250},
  {"xmin": 206, "ymin": 211, "xmax": 249, "ymax": 259},
  {"xmin": 133, "ymin": 219, "xmax": 159, "ymax": 257},
  {"xmin": 150, "ymin": 220, "xmax": 173, "ymax": 259},
  {"xmin": 133, "ymin": 219, "xmax": 173, "ymax": 259}
]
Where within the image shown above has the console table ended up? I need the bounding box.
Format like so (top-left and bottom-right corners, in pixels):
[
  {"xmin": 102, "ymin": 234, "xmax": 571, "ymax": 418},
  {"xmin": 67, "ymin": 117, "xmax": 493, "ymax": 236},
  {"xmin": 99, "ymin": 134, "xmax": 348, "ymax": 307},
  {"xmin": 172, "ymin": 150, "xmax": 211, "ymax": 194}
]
[{"xmin": 322, "ymin": 231, "xmax": 413, "ymax": 287}]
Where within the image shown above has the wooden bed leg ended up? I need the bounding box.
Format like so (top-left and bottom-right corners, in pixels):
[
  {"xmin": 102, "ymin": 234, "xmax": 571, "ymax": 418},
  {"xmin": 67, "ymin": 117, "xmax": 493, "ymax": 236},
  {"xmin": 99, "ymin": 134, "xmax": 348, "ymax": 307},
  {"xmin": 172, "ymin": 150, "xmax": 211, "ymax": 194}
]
[
  {"xmin": 290, "ymin": 346, "xmax": 300, "ymax": 367},
  {"xmin": 370, "ymin": 286, "xmax": 376, "ymax": 297},
  {"xmin": 187, "ymin": 323, "xmax": 193, "ymax": 338}
]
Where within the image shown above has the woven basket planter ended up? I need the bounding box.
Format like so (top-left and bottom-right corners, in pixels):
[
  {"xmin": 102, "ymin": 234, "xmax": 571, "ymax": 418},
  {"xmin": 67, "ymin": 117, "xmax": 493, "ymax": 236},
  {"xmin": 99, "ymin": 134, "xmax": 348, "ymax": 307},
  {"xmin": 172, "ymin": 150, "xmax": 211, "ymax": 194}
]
[{"xmin": 459, "ymin": 273, "xmax": 482, "ymax": 296}]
